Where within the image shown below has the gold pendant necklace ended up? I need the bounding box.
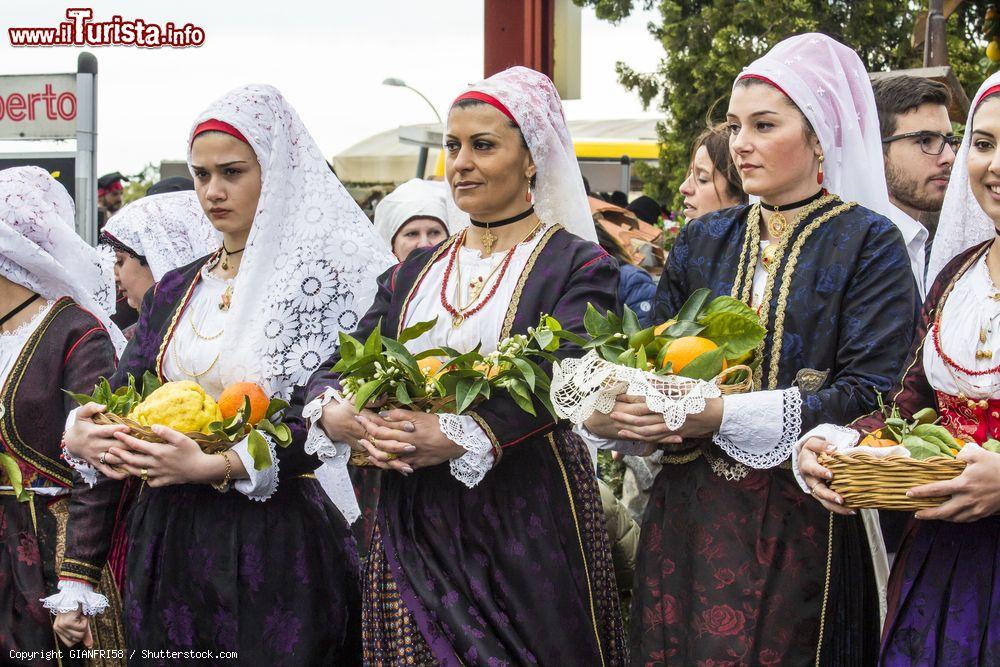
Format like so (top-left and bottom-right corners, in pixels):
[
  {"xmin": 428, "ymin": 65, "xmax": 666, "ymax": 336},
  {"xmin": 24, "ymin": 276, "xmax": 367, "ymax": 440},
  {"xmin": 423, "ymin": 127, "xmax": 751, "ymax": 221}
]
[
  {"xmin": 766, "ymin": 211, "xmax": 788, "ymax": 237},
  {"xmin": 480, "ymin": 226, "xmax": 497, "ymax": 255}
]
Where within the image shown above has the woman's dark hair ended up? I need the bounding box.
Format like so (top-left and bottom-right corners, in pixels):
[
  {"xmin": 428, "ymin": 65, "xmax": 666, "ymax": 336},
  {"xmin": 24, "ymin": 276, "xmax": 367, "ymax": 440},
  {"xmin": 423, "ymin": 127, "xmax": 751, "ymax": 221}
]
[
  {"xmin": 450, "ymin": 98, "xmax": 536, "ymax": 188},
  {"xmin": 690, "ymin": 123, "xmax": 747, "ymax": 205},
  {"xmin": 100, "ymin": 232, "xmax": 148, "ymax": 266}
]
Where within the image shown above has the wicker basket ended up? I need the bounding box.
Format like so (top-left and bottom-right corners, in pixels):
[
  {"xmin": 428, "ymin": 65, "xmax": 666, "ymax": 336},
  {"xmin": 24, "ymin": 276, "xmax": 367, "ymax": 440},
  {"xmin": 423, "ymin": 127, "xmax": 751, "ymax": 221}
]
[
  {"xmin": 818, "ymin": 451, "xmax": 965, "ymax": 510},
  {"xmin": 93, "ymin": 412, "xmax": 238, "ymax": 455},
  {"xmin": 714, "ymin": 364, "xmax": 753, "ymax": 395}
]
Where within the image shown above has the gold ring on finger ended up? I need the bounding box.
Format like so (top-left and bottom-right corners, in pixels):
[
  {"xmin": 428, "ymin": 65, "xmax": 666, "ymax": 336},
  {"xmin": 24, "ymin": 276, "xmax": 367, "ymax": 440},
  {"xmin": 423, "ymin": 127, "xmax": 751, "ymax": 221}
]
[
  {"xmin": 384, "ymin": 453, "xmax": 398, "ymax": 461},
  {"xmin": 99, "ymin": 451, "xmax": 107, "ymax": 465},
  {"xmin": 140, "ymin": 468, "xmax": 149, "ymax": 482}
]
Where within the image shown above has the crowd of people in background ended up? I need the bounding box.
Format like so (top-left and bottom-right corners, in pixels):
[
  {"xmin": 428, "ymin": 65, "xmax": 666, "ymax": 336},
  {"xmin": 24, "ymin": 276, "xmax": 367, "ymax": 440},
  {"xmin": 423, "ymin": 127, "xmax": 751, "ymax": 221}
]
[{"xmin": 3, "ymin": 29, "xmax": 999, "ymax": 667}]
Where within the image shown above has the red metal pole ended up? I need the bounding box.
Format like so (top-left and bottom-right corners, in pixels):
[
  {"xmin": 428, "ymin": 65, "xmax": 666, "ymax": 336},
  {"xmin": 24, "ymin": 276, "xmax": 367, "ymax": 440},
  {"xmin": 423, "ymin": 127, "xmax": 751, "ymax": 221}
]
[{"xmin": 484, "ymin": 0, "xmax": 554, "ymax": 78}]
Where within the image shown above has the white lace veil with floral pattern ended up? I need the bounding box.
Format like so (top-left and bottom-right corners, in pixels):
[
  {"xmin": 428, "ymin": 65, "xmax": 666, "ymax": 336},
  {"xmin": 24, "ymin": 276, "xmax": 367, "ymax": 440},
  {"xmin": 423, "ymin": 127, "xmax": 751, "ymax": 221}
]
[
  {"xmin": 926, "ymin": 72, "xmax": 1000, "ymax": 287},
  {"xmin": 188, "ymin": 85, "xmax": 396, "ymax": 398},
  {"xmin": 0, "ymin": 166, "xmax": 125, "ymax": 352},
  {"xmin": 448, "ymin": 66, "xmax": 597, "ymax": 242},
  {"xmin": 101, "ymin": 191, "xmax": 221, "ymax": 281}
]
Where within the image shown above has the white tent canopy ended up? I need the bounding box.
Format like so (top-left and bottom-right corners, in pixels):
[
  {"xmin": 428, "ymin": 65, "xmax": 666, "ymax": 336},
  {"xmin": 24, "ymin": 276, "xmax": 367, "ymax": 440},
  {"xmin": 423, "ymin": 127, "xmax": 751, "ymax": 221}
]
[{"xmin": 332, "ymin": 119, "xmax": 659, "ymax": 186}]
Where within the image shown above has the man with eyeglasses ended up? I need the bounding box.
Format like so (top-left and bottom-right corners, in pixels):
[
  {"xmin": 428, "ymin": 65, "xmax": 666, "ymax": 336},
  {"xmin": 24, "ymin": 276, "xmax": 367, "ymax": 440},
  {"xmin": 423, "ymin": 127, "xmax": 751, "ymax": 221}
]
[{"xmin": 873, "ymin": 76, "xmax": 958, "ymax": 296}]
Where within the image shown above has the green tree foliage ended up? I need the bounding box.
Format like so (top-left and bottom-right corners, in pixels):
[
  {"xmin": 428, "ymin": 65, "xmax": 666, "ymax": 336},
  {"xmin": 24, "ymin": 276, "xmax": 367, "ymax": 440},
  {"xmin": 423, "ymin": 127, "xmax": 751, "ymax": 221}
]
[
  {"xmin": 121, "ymin": 163, "xmax": 159, "ymax": 205},
  {"xmin": 575, "ymin": 0, "xmax": 996, "ymax": 208}
]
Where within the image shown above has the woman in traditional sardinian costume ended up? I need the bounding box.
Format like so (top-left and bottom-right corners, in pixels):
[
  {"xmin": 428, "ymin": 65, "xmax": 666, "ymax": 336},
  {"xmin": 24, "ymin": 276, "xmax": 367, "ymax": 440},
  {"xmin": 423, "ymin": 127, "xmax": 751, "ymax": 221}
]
[
  {"xmin": 800, "ymin": 72, "xmax": 1000, "ymax": 665},
  {"xmin": 45, "ymin": 85, "xmax": 394, "ymax": 664},
  {"xmin": 100, "ymin": 191, "xmax": 220, "ymax": 339},
  {"xmin": 591, "ymin": 35, "xmax": 920, "ymax": 664},
  {"xmin": 0, "ymin": 167, "xmax": 125, "ymax": 666},
  {"xmin": 304, "ymin": 66, "xmax": 626, "ymax": 665}
]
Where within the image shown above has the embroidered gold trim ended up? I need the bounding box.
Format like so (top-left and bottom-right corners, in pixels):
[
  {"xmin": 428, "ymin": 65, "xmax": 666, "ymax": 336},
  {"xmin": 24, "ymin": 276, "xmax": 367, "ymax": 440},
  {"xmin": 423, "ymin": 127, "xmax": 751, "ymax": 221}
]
[
  {"xmin": 1, "ymin": 297, "xmax": 76, "ymax": 487},
  {"xmin": 60, "ymin": 556, "xmax": 103, "ymax": 573},
  {"xmin": 815, "ymin": 512, "xmax": 834, "ymax": 665},
  {"xmin": 467, "ymin": 411, "xmax": 502, "ymax": 463},
  {"xmin": 396, "ymin": 235, "xmax": 459, "ymax": 338},
  {"xmin": 766, "ymin": 202, "xmax": 855, "ymax": 389},
  {"xmin": 154, "ymin": 270, "xmax": 203, "ymax": 381},
  {"xmin": 500, "ymin": 225, "xmax": 560, "ymax": 340},
  {"xmin": 659, "ymin": 449, "xmax": 702, "ymax": 465},
  {"xmin": 751, "ymin": 195, "xmax": 839, "ymax": 390},
  {"xmin": 703, "ymin": 450, "xmax": 750, "ymax": 481},
  {"xmin": 732, "ymin": 205, "xmax": 762, "ymax": 304},
  {"xmin": 50, "ymin": 497, "xmax": 69, "ymax": 569},
  {"xmin": 91, "ymin": 561, "xmax": 128, "ymax": 663},
  {"xmin": 546, "ymin": 433, "xmax": 605, "ymax": 667}
]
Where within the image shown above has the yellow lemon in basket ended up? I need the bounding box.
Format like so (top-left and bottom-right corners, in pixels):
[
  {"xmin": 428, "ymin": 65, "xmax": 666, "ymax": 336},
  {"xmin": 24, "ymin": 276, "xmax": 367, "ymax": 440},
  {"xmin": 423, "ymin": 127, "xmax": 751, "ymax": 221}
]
[
  {"xmin": 660, "ymin": 336, "xmax": 725, "ymax": 373},
  {"xmin": 129, "ymin": 381, "xmax": 222, "ymax": 434}
]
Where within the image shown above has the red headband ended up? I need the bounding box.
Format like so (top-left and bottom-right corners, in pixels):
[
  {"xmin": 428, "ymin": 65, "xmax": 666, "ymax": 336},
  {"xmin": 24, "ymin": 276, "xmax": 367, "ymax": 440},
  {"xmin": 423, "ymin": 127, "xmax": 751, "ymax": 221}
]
[
  {"xmin": 191, "ymin": 119, "xmax": 249, "ymax": 146},
  {"xmin": 98, "ymin": 181, "xmax": 123, "ymax": 196},
  {"xmin": 976, "ymin": 84, "xmax": 1000, "ymax": 111},
  {"xmin": 452, "ymin": 91, "xmax": 517, "ymax": 125},
  {"xmin": 738, "ymin": 74, "xmax": 791, "ymax": 99}
]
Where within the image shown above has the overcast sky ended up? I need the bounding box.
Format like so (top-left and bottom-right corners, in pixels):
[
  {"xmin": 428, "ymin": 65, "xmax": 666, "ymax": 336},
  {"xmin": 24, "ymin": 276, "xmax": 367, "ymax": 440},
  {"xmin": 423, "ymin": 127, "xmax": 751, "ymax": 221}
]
[{"xmin": 0, "ymin": 1, "xmax": 664, "ymax": 176}]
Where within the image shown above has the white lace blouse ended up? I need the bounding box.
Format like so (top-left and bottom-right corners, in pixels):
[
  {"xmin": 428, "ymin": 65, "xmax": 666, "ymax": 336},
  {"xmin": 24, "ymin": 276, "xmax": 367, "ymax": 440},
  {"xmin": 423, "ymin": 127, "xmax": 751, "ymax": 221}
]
[
  {"xmin": 305, "ymin": 229, "xmax": 552, "ymax": 519},
  {"xmin": 65, "ymin": 267, "xmax": 277, "ymax": 501}
]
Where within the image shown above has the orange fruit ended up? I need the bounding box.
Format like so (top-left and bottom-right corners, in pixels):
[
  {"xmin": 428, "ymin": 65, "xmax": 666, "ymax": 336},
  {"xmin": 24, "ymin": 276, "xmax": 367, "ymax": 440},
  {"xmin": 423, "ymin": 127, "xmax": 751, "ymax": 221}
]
[
  {"xmin": 218, "ymin": 382, "xmax": 270, "ymax": 425},
  {"xmin": 417, "ymin": 357, "xmax": 444, "ymax": 378},
  {"xmin": 660, "ymin": 336, "xmax": 726, "ymax": 373},
  {"xmin": 653, "ymin": 319, "xmax": 676, "ymax": 336}
]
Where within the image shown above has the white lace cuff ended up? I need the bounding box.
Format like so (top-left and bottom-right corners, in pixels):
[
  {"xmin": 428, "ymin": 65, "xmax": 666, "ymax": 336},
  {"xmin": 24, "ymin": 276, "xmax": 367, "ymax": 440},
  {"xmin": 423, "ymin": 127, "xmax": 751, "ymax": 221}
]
[
  {"xmin": 441, "ymin": 414, "xmax": 495, "ymax": 488},
  {"xmin": 41, "ymin": 579, "xmax": 109, "ymax": 616},
  {"xmin": 791, "ymin": 423, "xmax": 860, "ymax": 493},
  {"xmin": 62, "ymin": 440, "xmax": 99, "ymax": 488},
  {"xmin": 302, "ymin": 386, "xmax": 360, "ymax": 524},
  {"xmin": 62, "ymin": 407, "xmax": 100, "ymax": 487},
  {"xmin": 712, "ymin": 388, "xmax": 803, "ymax": 469},
  {"xmin": 231, "ymin": 434, "xmax": 279, "ymax": 501}
]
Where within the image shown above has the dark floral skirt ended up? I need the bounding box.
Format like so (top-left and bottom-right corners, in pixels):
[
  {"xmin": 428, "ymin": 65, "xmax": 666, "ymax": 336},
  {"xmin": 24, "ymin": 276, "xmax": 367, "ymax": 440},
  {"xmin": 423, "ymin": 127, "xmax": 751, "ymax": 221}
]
[
  {"xmin": 1, "ymin": 492, "xmax": 57, "ymax": 666},
  {"xmin": 348, "ymin": 466, "xmax": 381, "ymax": 559},
  {"xmin": 629, "ymin": 449, "xmax": 878, "ymax": 666},
  {"xmin": 368, "ymin": 428, "xmax": 626, "ymax": 666},
  {"xmin": 881, "ymin": 516, "xmax": 1000, "ymax": 665},
  {"xmin": 123, "ymin": 477, "xmax": 361, "ymax": 666},
  {"xmin": 1, "ymin": 493, "xmax": 125, "ymax": 667}
]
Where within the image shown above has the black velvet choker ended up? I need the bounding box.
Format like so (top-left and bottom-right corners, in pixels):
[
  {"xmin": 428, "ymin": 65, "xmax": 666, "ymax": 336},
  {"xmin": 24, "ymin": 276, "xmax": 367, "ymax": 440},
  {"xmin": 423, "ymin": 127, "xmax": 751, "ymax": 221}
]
[
  {"xmin": 470, "ymin": 206, "xmax": 534, "ymax": 228},
  {"xmin": 0, "ymin": 294, "xmax": 40, "ymax": 328},
  {"xmin": 759, "ymin": 189, "xmax": 826, "ymax": 211}
]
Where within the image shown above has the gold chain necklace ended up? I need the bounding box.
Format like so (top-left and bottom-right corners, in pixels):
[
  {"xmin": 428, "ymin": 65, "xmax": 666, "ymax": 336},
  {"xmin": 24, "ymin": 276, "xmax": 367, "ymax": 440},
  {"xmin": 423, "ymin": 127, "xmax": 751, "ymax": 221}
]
[
  {"xmin": 189, "ymin": 314, "xmax": 224, "ymax": 340},
  {"xmin": 170, "ymin": 338, "xmax": 221, "ymax": 379},
  {"xmin": 452, "ymin": 221, "xmax": 543, "ymax": 312}
]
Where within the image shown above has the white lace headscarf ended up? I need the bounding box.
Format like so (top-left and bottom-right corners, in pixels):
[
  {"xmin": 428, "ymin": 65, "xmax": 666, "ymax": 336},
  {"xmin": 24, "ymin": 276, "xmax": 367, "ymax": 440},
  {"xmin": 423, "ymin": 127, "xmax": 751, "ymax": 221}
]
[
  {"xmin": 926, "ymin": 72, "xmax": 1000, "ymax": 287},
  {"xmin": 737, "ymin": 33, "xmax": 913, "ymax": 235},
  {"xmin": 0, "ymin": 166, "xmax": 126, "ymax": 352},
  {"xmin": 101, "ymin": 191, "xmax": 221, "ymax": 281},
  {"xmin": 374, "ymin": 177, "xmax": 450, "ymax": 247},
  {"xmin": 448, "ymin": 66, "xmax": 597, "ymax": 242},
  {"xmin": 188, "ymin": 84, "xmax": 396, "ymax": 398}
]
